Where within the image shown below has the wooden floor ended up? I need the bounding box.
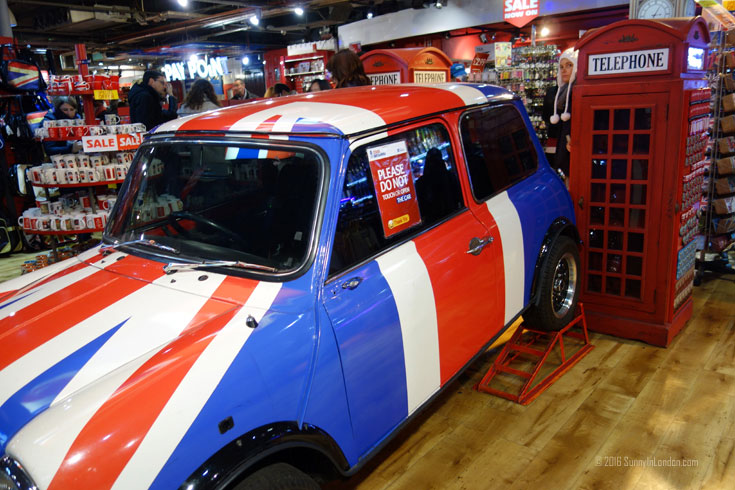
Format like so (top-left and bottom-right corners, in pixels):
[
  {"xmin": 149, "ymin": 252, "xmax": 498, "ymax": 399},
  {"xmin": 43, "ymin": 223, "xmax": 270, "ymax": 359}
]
[{"xmin": 327, "ymin": 275, "xmax": 735, "ymax": 490}]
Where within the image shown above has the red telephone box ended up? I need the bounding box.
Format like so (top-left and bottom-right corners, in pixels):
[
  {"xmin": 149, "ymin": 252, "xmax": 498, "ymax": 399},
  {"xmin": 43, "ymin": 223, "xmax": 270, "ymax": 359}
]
[
  {"xmin": 570, "ymin": 18, "xmax": 709, "ymax": 346},
  {"xmin": 360, "ymin": 47, "xmax": 452, "ymax": 85}
]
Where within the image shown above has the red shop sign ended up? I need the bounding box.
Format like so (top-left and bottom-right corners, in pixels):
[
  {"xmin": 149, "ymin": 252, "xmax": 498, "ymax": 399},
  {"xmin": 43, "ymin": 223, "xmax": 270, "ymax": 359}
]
[
  {"xmin": 367, "ymin": 140, "xmax": 421, "ymax": 238},
  {"xmin": 470, "ymin": 52, "xmax": 489, "ymax": 74},
  {"xmin": 504, "ymin": 0, "xmax": 539, "ymax": 28}
]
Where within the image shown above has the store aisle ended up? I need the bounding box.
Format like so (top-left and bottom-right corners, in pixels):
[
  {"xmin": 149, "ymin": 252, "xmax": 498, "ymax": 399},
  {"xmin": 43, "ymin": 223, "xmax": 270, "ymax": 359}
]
[{"xmin": 326, "ymin": 276, "xmax": 735, "ymax": 490}]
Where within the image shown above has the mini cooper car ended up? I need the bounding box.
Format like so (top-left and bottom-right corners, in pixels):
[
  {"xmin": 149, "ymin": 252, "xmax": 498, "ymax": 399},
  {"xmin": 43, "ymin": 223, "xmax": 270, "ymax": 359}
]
[{"xmin": 0, "ymin": 84, "xmax": 580, "ymax": 490}]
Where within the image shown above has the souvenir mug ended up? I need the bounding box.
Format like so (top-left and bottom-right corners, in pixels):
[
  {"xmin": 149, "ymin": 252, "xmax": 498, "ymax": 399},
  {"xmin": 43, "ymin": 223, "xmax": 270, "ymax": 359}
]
[{"xmin": 104, "ymin": 114, "xmax": 121, "ymax": 125}]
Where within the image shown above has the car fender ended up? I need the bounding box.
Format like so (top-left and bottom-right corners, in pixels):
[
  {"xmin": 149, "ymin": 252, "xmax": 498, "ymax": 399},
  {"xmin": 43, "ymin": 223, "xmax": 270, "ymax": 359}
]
[{"xmin": 529, "ymin": 217, "xmax": 581, "ymax": 307}]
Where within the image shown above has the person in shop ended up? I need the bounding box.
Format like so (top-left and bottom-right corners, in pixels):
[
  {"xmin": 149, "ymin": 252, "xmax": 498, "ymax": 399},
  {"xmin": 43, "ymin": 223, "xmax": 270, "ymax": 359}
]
[
  {"xmin": 326, "ymin": 49, "xmax": 370, "ymax": 88},
  {"xmin": 42, "ymin": 96, "xmax": 82, "ymax": 156},
  {"xmin": 307, "ymin": 79, "xmax": 331, "ymax": 92},
  {"xmin": 264, "ymin": 83, "xmax": 294, "ymax": 98},
  {"xmin": 178, "ymin": 79, "xmax": 222, "ymax": 115},
  {"xmin": 129, "ymin": 70, "xmax": 178, "ymax": 131},
  {"xmin": 542, "ymin": 48, "xmax": 578, "ymax": 181},
  {"xmin": 230, "ymin": 78, "xmax": 256, "ymax": 100}
]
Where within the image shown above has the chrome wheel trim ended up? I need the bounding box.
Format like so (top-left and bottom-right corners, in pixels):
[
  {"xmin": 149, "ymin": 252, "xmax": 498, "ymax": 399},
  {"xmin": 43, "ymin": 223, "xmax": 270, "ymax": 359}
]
[{"xmin": 551, "ymin": 251, "xmax": 577, "ymax": 319}]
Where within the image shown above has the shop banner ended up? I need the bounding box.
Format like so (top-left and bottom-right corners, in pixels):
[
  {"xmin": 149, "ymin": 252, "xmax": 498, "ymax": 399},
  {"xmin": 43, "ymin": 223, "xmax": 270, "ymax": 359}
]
[
  {"xmin": 82, "ymin": 133, "xmax": 143, "ymax": 153},
  {"xmin": 413, "ymin": 70, "xmax": 446, "ymax": 83},
  {"xmin": 504, "ymin": 0, "xmax": 539, "ymax": 28},
  {"xmin": 368, "ymin": 71, "xmax": 401, "ymax": 85},
  {"xmin": 367, "ymin": 140, "xmax": 421, "ymax": 238}
]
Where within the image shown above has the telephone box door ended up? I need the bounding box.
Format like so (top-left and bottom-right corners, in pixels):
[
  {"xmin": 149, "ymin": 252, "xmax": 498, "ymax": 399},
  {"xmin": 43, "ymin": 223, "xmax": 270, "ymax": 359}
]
[{"xmin": 575, "ymin": 92, "xmax": 669, "ymax": 313}]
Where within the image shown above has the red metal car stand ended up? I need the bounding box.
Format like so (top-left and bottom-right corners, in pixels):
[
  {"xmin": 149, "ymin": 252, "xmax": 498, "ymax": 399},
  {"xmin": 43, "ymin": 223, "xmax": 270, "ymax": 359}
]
[{"xmin": 475, "ymin": 304, "xmax": 594, "ymax": 405}]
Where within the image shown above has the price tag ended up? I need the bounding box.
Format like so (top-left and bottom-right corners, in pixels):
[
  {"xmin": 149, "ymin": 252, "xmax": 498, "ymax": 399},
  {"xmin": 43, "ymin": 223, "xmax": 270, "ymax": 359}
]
[
  {"xmin": 94, "ymin": 90, "xmax": 119, "ymax": 100},
  {"xmin": 107, "ymin": 184, "xmax": 118, "ymax": 189}
]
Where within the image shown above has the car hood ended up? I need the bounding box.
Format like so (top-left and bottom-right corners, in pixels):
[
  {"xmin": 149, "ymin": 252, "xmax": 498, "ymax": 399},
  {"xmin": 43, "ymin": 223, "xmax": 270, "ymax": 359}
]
[{"xmin": 0, "ymin": 246, "xmax": 281, "ymax": 457}]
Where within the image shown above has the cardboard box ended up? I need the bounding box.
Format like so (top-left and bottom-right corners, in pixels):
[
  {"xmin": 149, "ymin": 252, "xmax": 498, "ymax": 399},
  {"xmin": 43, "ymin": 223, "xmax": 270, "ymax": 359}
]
[
  {"xmin": 715, "ymin": 216, "xmax": 735, "ymax": 234},
  {"xmin": 726, "ymin": 74, "xmax": 735, "ymax": 92},
  {"xmin": 718, "ymin": 136, "xmax": 735, "ymax": 155},
  {"xmin": 718, "ymin": 156, "xmax": 735, "ymax": 175},
  {"xmin": 715, "ymin": 175, "xmax": 735, "ymax": 195},
  {"xmin": 724, "ymin": 93, "xmax": 735, "ymax": 112},
  {"xmin": 712, "ymin": 195, "xmax": 735, "ymax": 215},
  {"xmin": 722, "ymin": 114, "xmax": 735, "ymax": 133}
]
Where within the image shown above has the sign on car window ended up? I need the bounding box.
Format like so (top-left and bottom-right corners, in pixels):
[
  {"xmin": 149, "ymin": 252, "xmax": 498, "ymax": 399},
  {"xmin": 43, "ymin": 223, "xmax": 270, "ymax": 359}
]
[{"xmin": 367, "ymin": 140, "xmax": 421, "ymax": 237}]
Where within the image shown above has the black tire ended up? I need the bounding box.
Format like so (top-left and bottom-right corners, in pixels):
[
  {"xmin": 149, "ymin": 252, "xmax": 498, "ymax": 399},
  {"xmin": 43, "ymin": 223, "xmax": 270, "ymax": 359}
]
[
  {"xmin": 233, "ymin": 463, "xmax": 320, "ymax": 490},
  {"xmin": 525, "ymin": 235, "xmax": 580, "ymax": 331}
]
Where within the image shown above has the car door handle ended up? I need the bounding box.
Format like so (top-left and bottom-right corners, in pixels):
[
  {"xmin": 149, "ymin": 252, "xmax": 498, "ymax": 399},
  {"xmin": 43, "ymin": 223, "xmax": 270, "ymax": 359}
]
[
  {"xmin": 342, "ymin": 277, "xmax": 363, "ymax": 290},
  {"xmin": 467, "ymin": 236, "xmax": 493, "ymax": 256}
]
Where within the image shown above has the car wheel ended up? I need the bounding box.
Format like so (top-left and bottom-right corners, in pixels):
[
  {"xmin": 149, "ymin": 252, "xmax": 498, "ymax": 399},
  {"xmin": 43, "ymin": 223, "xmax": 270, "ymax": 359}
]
[
  {"xmin": 525, "ymin": 236, "xmax": 580, "ymax": 331},
  {"xmin": 233, "ymin": 463, "xmax": 320, "ymax": 490}
]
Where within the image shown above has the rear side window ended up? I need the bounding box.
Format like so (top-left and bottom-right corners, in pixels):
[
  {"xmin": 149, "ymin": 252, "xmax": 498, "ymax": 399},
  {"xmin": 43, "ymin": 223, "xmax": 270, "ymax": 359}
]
[
  {"xmin": 460, "ymin": 104, "xmax": 538, "ymax": 201},
  {"xmin": 329, "ymin": 123, "xmax": 464, "ymax": 276}
]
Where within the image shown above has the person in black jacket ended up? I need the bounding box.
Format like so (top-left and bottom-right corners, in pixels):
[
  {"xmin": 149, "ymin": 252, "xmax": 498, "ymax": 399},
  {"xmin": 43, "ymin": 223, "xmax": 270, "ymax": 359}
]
[
  {"xmin": 542, "ymin": 48, "xmax": 578, "ymax": 179},
  {"xmin": 42, "ymin": 96, "xmax": 82, "ymax": 156},
  {"xmin": 129, "ymin": 70, "xmax": 178, "ymax": 131}
]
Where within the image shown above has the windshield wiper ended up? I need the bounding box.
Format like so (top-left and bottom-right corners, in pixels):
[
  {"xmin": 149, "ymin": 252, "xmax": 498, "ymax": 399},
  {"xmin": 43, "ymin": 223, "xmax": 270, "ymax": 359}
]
[
  {"xmin": 101, "ymin": 239, "xmax": 180, "ymax": 256},
  {"xmin": 163, "ymin": 260, "xmax": 278, "ymax": 274}
]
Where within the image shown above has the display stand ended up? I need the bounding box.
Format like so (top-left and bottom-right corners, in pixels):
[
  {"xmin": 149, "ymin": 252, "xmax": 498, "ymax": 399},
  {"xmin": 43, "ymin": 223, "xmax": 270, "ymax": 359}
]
[
  {"xmin": 279, "ymin": 50, "xmax": 333, "ymax": 93},
  {"xmin": 475, "ymin": 304, "xmax": 594, "ymax": 406}
]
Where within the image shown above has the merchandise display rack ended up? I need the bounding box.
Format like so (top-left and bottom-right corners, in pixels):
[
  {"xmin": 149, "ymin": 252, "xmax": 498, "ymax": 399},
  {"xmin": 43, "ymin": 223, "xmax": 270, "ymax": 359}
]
[{"xmin": 699, "ymin": 29, "xmax": 735, "ymax": 281}]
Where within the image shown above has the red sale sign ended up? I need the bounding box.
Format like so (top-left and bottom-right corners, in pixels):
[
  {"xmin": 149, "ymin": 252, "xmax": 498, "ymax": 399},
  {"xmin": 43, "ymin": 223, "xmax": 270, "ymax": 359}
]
[
  {"xmin": 367, "ymin": 140, "xmax": 421, "ymax": 238},
  {"xmin": 504, "ymin": 0, "xmax": 539, "ymax": 28},
  {"xmin": 470, "ymin": 52, "xmax": 489, "ymax": 74},
  {"xmin": 82, "ymin": 133, "xmax": 143, "ymax": 153}
]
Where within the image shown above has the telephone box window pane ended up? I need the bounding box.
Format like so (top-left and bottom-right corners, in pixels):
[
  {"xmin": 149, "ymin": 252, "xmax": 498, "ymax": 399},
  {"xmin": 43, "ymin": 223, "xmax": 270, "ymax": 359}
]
[
  {"xmin": 627, "ymin": 256, "xmax": 643, "ymax": 276},
  {"xmin": 590, "ymin": 206, "xmax": 605, "ymax": 225},
  {"xmin": 634, "ymin": 108, "xmax": 652, "ymax": 130},
  {"xmin": 625, "ymin": 279, "xmax": 641, "ymax": 298},
  {"xmin": 609, "ymin": 208, "xmax": 625, "ymax": 226},
  {"xmin": 628, "ymin": 232, "xmax": 645, "ymax": 252},
  {"xmin": 610, "ymin": 183, "xmax": 626, "ymax": 203},
  {"xmin": 593, "ymin": 110, "xmax": 609, "ymax": 130},
  {"xmin": 589, "ymin": 229, "xmax": 604, "ymax": 248},
  {"xmin": 630, "ymin": 184, "xmax": 647, "ymax": 205},
  {"xmin": 629, "ymin": 209, "xmax": 646, "ymax": 228},
  {"xmin": 613, "ymin": 109, "xmax": 630, "ymax": 130},
  {"xmin": 588, "ymin": 274, "xmax": 602, "ymax": 292},
  {"xmin": 633, "ymin": 134, "xmax": 650, "ymax": 154},
  {"xmin": 591, "ymin": 183, "xmax": 606, "ymax": 203},
  {"xmin": 593, "ymin": 135, "xmax": 608, "ymax": 154},
  {"xmin": 611, "ymin": 159, "xmax": 627, "ymax": 180},
  {"xmin": 608, "ymin": 230, "xmax": 623, "ymax": 250},
  {"xmin": 612, "ymin": 134, "xmax": 629, "ymax": 154},
  {"xmin": 631, "ymin": 159, "xmax": 649, "ymax": 180},
  {"xmin": 591, "ymin": 159, "xmax": 607, "ymax": 179},
  {"xmin": 606, "ymin": 276, "xmax": 621, "ymax": 295},
  {"xmin": 607, "ymin": 253, "xmax": 623, "ymax": 273},
  {"xmin": 589, "ymin": 252, "xmax": 602, "ymax": 271}
]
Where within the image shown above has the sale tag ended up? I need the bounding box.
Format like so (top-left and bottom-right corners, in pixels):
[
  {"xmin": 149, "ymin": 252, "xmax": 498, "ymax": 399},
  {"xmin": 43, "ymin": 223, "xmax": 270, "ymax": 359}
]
[
  {"xmin": 94, "ymin": 90, "xmax": 119, "ymax": 100},
  {"xmin": 82, "ymin": 134, "xmax": 119, "ymax": 152},
  {"xmin": 503, "ymin": 0, "xmax": 539, "ymax": 28},
  {"xmin": 367, "ymin": 140, "xmax": 421, "ymax": 238},
  {"xmin": 470, "ymin": 52, "xmax": 489, "ymax": 74},
  {"xmin": 117, "ymin": 132, "xmax": 143, "ymax": 150}
]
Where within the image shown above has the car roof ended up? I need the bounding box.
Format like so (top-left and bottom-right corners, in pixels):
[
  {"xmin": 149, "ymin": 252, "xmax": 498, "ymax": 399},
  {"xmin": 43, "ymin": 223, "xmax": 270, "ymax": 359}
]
[{"xmin": 152, "ymin": 83, "xmax": 515, "ymax": 138}]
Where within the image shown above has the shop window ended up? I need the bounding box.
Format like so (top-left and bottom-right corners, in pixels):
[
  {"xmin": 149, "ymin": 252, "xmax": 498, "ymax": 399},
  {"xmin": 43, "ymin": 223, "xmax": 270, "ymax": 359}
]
[
  {"xmin": 329, "ymin": 123, "xmax": 464, "ymax": 276},
  {"xmin": 459, "ymin": 104, "xmax": 537, "ymax": 201}
]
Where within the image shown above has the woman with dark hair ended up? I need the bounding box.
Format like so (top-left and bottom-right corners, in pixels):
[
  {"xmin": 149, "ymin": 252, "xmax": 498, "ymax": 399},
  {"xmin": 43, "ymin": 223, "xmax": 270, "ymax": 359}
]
[
  {"xmin": 43, "ymin": 96, "xmax": 82, "ymax": 156},
  {"xmin": 307, "ymin": 79, "xmax": 331, "ymax": 92},
  {"xmin": 178, "ymin": 79, "xmax": 222, "ymax": 115},
  {"xmin": 264, "ymin": 83, "xmax": 293, "ymax": 98},
  {"xmin": 326, "ymin": 49, "xmax": 370, "ymax": 88}
]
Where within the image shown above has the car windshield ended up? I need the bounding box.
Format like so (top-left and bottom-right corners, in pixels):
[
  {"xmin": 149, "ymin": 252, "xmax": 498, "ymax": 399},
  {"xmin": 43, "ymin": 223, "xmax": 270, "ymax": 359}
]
[{"xmin": 105, "ymin": 141, "xmax": 323, "ymax": 273}]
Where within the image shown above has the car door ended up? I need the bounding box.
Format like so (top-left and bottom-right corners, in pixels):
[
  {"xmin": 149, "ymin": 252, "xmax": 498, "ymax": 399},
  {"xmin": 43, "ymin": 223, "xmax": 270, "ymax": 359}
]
[{"xmin": 322, "ymin": 121, "xmax": 504, "ymax": 457}]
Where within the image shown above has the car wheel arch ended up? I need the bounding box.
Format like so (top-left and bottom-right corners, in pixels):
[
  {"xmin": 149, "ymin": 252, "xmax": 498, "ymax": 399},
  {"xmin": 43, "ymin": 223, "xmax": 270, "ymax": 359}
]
[
  {"xmin": 178, "ymin": 421, "xmax": 350, "ymax": 490},
  {"xmin": 529, "ymin": 217, "xmax": 581, "ymax": 308}
]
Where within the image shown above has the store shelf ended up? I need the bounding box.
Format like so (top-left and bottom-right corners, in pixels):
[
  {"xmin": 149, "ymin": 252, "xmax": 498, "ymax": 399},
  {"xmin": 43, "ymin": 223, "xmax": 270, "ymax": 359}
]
[
  {"xmin": 24, "ymin": 227, "xmax": 104, "ymax": 235},
  {"xmin": 285, "ymin": 55, "xmax": 324, "ymax": 62},
  {"xmin": 287, "ymin": 70, "xmax": 324, "ymax": 76},
  {"xmin": 32, "ymin": 179, "xmax": 125, "ymax": 188}
]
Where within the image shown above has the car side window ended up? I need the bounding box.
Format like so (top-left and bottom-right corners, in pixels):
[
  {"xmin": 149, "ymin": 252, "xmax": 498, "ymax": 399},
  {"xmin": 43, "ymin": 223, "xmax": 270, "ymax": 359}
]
[
  {"xmin": 329, "ymin": 123, "xmax": 463, "ymax": 277},
  {"xmin": 460, "ymin": 104, "xmax": 538, "ymax": 201}
]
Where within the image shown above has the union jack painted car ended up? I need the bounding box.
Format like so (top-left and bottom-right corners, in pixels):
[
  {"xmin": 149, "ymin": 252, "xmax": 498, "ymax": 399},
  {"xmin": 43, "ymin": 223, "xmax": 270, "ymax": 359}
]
[{"xmin": 0, "ymin": 83, "xmax": 580, "ymax": 490}]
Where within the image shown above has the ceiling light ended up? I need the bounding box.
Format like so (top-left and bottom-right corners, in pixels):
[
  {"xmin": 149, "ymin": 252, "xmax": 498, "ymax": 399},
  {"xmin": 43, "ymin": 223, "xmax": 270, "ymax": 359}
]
[
  {"xmin": 250, "ymin": 15, "xmax": 259, "ymax": 25},
  {"xmin": 540, "ymin": 26, "xmax": 550, "ymax": 37},
  {"xmin": 177, "ymin": 0, "xmax": 188, "ymax": 7},
  {"xmin": 242, "ymin": 56, "xmax": 249, "ymax": 65},
  {"xmin": 294, "ymin": 7, "xmax": 304, "ymax": 15},
  {"xmin": 366, "ymin": 11, "xmax": 373, "ymax": 18}
]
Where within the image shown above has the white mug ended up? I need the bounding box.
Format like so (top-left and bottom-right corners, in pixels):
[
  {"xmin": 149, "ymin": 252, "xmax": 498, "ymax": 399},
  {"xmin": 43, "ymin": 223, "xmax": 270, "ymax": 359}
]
[{"xmin": 104, "ymin": 114, "xmax": 121, "ymax": 125}]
